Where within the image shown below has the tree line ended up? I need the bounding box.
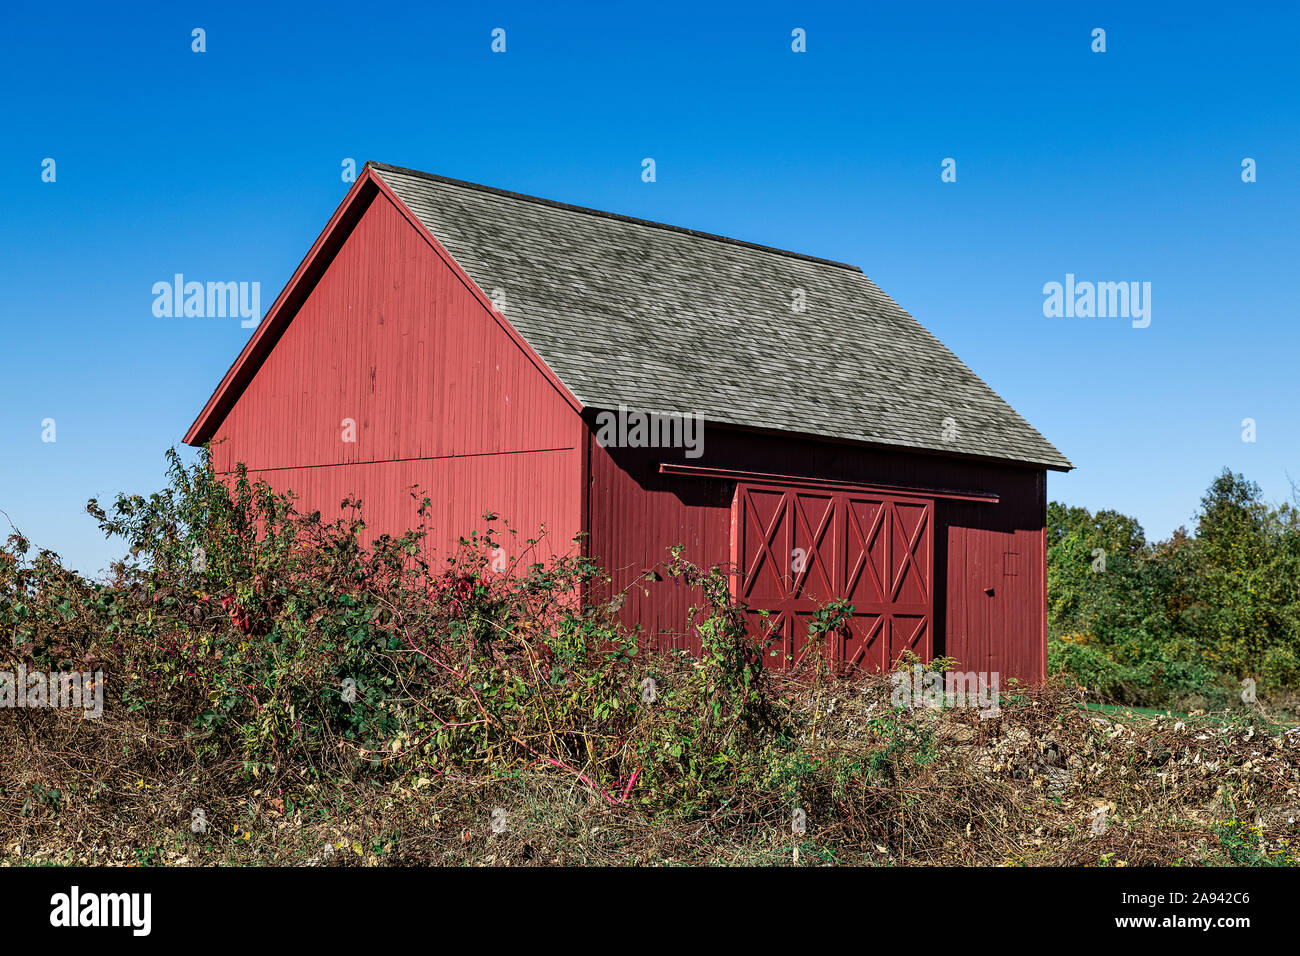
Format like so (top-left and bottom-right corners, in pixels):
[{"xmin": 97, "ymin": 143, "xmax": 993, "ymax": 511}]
[{"xmin": 1048, "ymin": 469, "xmax": 1300, "ymax": 710}]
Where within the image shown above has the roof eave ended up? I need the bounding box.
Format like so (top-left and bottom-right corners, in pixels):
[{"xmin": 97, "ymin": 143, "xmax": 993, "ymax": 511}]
[{"xmin": 580, "ymin": 406, "xmax": 1072, "ymax": 472}]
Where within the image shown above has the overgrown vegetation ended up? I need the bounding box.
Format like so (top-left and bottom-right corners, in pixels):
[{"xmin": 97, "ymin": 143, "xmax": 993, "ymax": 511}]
[
  {"xmin": 1048, "ymin": 469, "xmax": 1300, "ymax": 713},
  {"xmin": 0, "ymin": 451, "xmax": 1296, "ymax": 866}
]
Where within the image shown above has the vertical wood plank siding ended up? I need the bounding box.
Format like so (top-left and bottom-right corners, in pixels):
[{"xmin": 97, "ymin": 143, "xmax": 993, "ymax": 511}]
[
  {"xmin": 209, "ymin": 191, "xmax": 583, "ymax": 563},
  {"xmin": 587, "ymin": 428, "xmax": 1047, "ymax": 681}
]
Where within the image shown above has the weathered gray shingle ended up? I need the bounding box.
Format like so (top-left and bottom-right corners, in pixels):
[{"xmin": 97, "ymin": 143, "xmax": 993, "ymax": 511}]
[{"xmin": 371, "ymin": 162, "xmax": 1071, "ymax": 471}]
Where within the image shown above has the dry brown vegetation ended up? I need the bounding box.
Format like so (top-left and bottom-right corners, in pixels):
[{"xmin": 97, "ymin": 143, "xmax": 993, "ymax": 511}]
[
  {"xmin": 2, "ymin": 451, "xmax": 1297, "ymax": 867},
  {"xmin": 4, "ymin": 675, "xmax": 1297, "ymax": 867}
]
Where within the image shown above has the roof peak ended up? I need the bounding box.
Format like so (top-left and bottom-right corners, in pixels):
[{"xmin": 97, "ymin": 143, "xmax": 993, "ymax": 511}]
[{"xmin": 366, "ymin": 161, "xmax": 865, "ymax": 274}]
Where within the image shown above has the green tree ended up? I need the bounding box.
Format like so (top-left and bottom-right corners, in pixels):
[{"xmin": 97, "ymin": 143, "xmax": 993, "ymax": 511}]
[{"xmin": 1190, "ymin": 470, "xmax": 1299, "ymax": 682}]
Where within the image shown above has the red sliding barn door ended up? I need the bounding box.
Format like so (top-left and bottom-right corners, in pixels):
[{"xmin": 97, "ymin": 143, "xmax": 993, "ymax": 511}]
[
  {"xmin": 732, "ymin": 482, "xmax": 933, "ymax": 670},
  {"xmin": 839, "ymin": 492, "xmax": 933, "ymax": 671}
]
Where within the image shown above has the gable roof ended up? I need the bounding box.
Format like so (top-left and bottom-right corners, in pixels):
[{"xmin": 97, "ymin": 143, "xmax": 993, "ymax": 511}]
[
  {"xmin": 371, "ymin": 164, "xmax": 1069, "ymax": 470},
  {"xmin": 187, "ymin": 162, "xmax": 1070, "ymax": 471}
]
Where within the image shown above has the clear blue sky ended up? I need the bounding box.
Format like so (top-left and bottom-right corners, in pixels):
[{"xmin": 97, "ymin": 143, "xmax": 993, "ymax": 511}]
[{"xmin": 2, "ymin": 0, "xmax": 1297, "ymax": 576}]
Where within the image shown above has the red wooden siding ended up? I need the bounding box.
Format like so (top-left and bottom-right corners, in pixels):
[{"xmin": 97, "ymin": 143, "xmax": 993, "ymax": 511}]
[
  {"xmin": 941, "ymin": 474, "xmax": 1047, "ymax": 682},
  {"xmin": 208, "ymin": 189, "xmax": 584, "ymax": 562},
  {"xmin": 586, "ymin": 426, "xmax": 1046, "ymax": 681}
]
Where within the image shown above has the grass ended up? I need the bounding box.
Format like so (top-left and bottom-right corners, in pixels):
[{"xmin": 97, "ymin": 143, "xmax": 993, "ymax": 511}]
[{"xmin": 1082, "ymin": 700, "xmax": 1295, "ymax": 733}]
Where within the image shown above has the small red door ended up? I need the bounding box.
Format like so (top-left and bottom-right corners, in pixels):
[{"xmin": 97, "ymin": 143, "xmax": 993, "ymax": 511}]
[{"xmin": 733, "ymin": 482, "xmax": 933, "ymax": 670}]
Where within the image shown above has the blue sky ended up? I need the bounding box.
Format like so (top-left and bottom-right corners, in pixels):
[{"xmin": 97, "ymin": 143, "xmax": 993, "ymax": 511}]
[{"xmin": 2, "ymin": 0, "xmax": 1297, "ymax": 575}]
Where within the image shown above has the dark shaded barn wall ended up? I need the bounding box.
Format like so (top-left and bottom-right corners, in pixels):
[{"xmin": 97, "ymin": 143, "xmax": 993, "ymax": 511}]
[
  {"xmin": 586, "ymin": 424, "xmax": 1046, "ymax": 682},
  {"xmin": 207, "ymin": 188, "xmax": 585, "ymax": 562}
]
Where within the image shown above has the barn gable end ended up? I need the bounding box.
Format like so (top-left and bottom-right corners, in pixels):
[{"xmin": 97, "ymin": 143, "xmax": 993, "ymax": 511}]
[{"xmin": 190, "ymin": 175, "xmax": 585, "ymax": 560}]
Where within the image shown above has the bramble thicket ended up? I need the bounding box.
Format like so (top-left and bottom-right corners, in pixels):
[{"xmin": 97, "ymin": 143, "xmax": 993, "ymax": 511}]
[{"xmin": 0, "ymin": 451, "xmax": 1295, "ymax": 866}]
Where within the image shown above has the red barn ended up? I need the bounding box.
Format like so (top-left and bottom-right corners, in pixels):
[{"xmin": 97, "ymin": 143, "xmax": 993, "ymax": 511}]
[{"xmin": 185, "ymin": 162, "xmax": 1071, "ymax": 681}]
